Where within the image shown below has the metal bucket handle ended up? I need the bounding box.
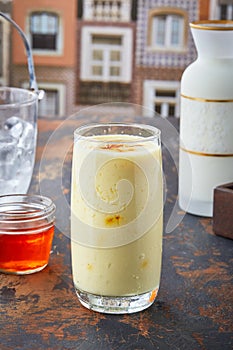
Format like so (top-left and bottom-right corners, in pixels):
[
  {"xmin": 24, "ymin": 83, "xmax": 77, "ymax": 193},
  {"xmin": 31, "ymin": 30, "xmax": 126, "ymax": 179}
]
[{"xmin": 0, "ymin": 12, "xmax": 44, "ymax": 100}]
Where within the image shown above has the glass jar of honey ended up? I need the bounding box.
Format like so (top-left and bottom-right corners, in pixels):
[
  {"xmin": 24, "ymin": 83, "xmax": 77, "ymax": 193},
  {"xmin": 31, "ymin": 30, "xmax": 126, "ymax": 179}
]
[{"xmin": 0, "ymin": 194, "xmax": 56, "ymax": 274}]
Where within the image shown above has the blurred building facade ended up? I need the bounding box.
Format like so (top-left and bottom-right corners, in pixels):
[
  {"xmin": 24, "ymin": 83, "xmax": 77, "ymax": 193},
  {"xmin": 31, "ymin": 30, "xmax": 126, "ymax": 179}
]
[
  {"xmin": 2, "ymin": 0, "xmax": 77, "ymax": 118},
  {"xmin": 76, "ymin": 0, "xmax": 137, "ymax": 106},
  {"xmin": 0, "ymin": 0, "xmax": 232, "ymax": 118},
  {"xmin": 135, "ymin": 0, "xmax": 197, "ymax": 117}
]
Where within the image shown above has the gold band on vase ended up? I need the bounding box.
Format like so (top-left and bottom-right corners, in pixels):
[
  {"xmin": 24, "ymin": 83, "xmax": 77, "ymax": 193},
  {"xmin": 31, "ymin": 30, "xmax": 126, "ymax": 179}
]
[
  {"xmin": 180, "ymin": 147, "xmax": 233, "ymax": 157},
  {"xmin": 181, "ymin": 93, "xmax": 233, "ymax": 103},
  {"xmin": 190, "ymin": 20, "xmax": 233, "ymax": 31}
]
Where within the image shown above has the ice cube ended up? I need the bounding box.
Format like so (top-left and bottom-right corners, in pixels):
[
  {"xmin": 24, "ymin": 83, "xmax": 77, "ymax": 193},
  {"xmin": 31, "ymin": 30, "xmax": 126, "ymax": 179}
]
[
  {"xmin": 4, "ymin": 116, "xmax": 23, "ymax": 139},
  {"xmin": 18, "ymin": 121, "xmax": 35, "ymax": 150},
  {"xmin": 0, "ymin": 131, "xmax": 18, "ymax": 180},
  {"xmin": 0, "ymin": 131, "xmax": 17, "ymax": 160}
]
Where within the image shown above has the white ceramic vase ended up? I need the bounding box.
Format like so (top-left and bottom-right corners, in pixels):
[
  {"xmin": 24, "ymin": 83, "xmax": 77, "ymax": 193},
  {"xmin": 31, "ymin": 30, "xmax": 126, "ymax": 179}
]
[{"xmin": 179, "ymin": 21, "xmax": 233, "ymax": 217}]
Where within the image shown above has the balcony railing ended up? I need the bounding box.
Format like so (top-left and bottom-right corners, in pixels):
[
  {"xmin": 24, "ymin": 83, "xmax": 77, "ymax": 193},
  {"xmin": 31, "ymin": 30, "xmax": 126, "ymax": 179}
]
[{"xmin": 83, "ymin": 0, "xmax": 131, "ymax": 22}]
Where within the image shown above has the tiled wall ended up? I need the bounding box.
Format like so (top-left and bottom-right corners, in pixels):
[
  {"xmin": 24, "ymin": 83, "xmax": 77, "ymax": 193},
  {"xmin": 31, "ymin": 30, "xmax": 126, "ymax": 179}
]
[{"xmin": 136, "ymin": 0, "xmax": 199, "ymax": 68}]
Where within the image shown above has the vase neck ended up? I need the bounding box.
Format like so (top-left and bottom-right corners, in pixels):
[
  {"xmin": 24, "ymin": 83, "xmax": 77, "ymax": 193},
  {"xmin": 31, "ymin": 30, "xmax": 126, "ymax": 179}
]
[{"xmin": 190, "ymin": 21, "xmax": 233, "ymax": 59}]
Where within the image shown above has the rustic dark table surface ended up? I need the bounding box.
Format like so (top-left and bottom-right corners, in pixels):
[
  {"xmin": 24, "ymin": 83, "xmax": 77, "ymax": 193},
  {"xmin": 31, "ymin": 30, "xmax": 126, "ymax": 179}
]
[{"xmin": 0, "ymin": 114, "xmax": 232, "ymax": 350}]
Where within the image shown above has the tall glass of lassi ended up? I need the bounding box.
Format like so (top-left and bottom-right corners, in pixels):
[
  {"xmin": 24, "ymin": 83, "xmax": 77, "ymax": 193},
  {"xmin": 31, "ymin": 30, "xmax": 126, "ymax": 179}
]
[{"xmin": 71, "ymin": 123, "xmax": 163, "ymax": 314}]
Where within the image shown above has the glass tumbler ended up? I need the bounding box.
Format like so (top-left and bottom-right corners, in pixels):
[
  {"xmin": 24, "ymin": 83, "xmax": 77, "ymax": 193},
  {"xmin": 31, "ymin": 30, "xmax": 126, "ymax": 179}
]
[
  {"xmin": 0, "ymin": 194, "xmax": 56, "ymax": 274},
  {"xmin": 0, "ymin": 87, "xmax": 38, "ymax": 195},
  {"xmin": 71, "ymin": 123, "xmax": 163, "ymax": 314}
]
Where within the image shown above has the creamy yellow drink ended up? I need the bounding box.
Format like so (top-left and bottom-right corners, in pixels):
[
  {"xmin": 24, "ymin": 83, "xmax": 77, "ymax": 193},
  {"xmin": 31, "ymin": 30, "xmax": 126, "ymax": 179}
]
[{"xmin": 71, "ymin": 125, "xmax": 163, "ymax": 312}]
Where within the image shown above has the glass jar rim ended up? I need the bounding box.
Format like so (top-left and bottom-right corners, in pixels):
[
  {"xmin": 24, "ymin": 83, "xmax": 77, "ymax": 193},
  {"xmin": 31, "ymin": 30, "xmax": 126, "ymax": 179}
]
[
  {"xmin": 74, "ymin": 123, "xmax": 161, "ymax": 144},
  {"xmin": 0, "ymin": 87, "xmax": 38, "ymax": 109},
  {"xmin": 0, "ymin": 194, "xmax": 56, "ymax": 234}
]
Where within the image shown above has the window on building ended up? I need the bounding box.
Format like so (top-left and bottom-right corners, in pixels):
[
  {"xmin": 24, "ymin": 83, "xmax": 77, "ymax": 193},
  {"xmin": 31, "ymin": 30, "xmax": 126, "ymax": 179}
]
[
  {"xmin": 148, "ymin": 9, "xmax": 187, "ymax": 51},
  {"xmin": 210, "ymin": 0, "xmax": 233, "ymax": 19},
  {"xmin": 218, "ymin": 0, "xmax": 233, "ymax": 19},
  {"xmin": 81, "ymin": 26, "xmax": 132, "ymax": 83},
  {"xmin": 91, "ymin": 35, "xmax": 122, "ymax": 80},
  {"xmin": 39, "ymin": 89, "xmax": 59, "ymax": 116},
  {"xmin": 30, "ymin": 12, "xmax": 59, "ymax": 51},
  {"xmin": 143, "ymin": 81, "xmax": 180, "ymax": 118},
  {"xmin": 154, "ymin": 89, "xmax": 177, "ymax": 117},
  {"xmin": 21, "ymin": 82, "xmax": 65, "ymax": 117}
]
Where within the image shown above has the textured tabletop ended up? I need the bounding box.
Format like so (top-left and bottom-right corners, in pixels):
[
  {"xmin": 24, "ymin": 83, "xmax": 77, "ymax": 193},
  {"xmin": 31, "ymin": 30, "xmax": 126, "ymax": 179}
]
[{"xmin": 0, "ymin": 115, "xmax": 232, "ymax": 350}]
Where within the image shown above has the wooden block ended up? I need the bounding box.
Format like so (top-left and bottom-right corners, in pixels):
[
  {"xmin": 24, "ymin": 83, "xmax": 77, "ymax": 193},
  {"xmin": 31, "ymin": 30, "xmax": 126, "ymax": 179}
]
[{"xmin": 213, "ymin": 182, "xmax": 233, "ymax": 240}]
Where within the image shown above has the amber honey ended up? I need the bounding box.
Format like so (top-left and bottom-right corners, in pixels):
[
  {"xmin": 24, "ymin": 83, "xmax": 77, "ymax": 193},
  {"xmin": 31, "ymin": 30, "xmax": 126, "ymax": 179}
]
[
  {"xmin": 0, "ymin": 195, "xmax": 55, "ymax": 274},
  {"xmin": 0, "ymin": 225, "xmax": 54, "ymax": 273}
]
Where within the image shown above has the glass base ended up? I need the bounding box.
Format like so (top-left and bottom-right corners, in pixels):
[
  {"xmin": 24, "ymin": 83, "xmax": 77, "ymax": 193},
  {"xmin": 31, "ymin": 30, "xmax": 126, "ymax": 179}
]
[
  {"xmin": 0, "ymin": 263, "xmax": 48, "ymax": 275},
  {"xmin": 75, "ymin": 288, "xmax": 157, "ymax": 314}
]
